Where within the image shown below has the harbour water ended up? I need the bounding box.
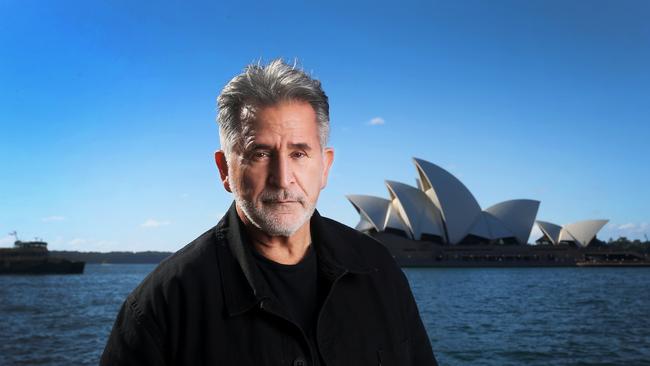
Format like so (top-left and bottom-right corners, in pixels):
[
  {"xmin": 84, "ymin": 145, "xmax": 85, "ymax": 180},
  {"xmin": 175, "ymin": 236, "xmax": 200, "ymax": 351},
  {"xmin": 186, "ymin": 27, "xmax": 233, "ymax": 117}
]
[{"xmin": 1, "ymin": 264, "xmax": 649, "ymax": 365}]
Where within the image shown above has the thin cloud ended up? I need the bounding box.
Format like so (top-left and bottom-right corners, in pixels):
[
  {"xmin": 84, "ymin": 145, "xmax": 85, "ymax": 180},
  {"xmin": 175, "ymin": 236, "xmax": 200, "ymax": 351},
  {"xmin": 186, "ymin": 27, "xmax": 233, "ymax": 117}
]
[
  {"xmin": 367, "ymin": 117, "xmax": 385, "ymax": 126},
  {"xmin": 606, "ymin": 222, "xmax": 649, "ymax": 239},
  {"xmin": 42, "ymin": 216, "xmax": 66, "ymax": 222},
  {"xmin": 58, "ymin": 237, "xmax": 117, "ymax": 251},
  {"xmin": 50, "ymin": 236, "xmax": 64, "ymax": 246},
  {"xmin": 141, "ymin": 219, "xmax": 171, "ymax": 228},
  {"xmin": 617, "ymin": 223, "xmax": 636, "ymax": 230},
  {"xmin": 0, "ymin": 235, "xmax": 14, "ymax": 246},
  {"xmin": 68, "ymin": 238, "xmax": 87, "ymax": 246},
  {"xmin": 93, "ymin": 240, "xmax": 118, "ymax": 251}
]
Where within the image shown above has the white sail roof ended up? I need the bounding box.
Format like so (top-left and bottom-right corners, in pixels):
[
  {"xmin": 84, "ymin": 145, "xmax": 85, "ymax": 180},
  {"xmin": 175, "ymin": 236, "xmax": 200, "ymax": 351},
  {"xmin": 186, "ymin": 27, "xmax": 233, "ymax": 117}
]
[
  {"xmin": 468, "ymin": 211, "xmax": 516, "ymax": 240},
  {"xmin": 562, "ymin": 220, "xmax": 609, "ymax": 247},
  {"xmin": 485, "ymin": 199, "xmax": 540, "ymax": 245},
  {"xmin": 412, "ymin": 158, "xmax": 482, "ymax": 244},
  {"xmin": 559, "ymin": 228, "xmax": 577, "ymax": 243},
  {"xmin": 536, "ymin": 220, "xmax": 563, "ymax": 245},
  {"xmin": 385, "ymin": 180, "xmax": 445, "ymax": 240},
  {"xmin": 384, "ymin": 199, "xmax": 412, "ymax": 238},
  {"xmin": 346, "ymin": 194, "xmax": 390, "ymax": 231},
  {"xmin": 355, "ymin": 216, "xmax": 375, "ymax": 232},
  {"xmin": 468, "ymin": 212, "xmax": 491, "ymax": 239},
  {"xmin": 346, "ymin": 157, "xmax": 607, "ymax": 249},
  {"xmin": 536, "ymin": 219, "xmax": 609, "ymax": 247}
]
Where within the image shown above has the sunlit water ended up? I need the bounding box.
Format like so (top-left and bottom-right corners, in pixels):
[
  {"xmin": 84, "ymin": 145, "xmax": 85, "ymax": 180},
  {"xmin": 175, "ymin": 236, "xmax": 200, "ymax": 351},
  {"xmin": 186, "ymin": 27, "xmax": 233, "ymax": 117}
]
[{"xmin": 1, "ymin": 264, "xmax": 649, "ymax": 365}]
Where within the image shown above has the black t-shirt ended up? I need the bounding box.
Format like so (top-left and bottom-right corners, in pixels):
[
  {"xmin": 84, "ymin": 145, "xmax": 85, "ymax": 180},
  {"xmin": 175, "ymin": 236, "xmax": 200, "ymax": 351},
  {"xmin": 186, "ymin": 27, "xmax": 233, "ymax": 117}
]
[
  {"xmin": 253, "ymin": 244, "xmax": 331, "ymax": 366},
  {"xmin": 252, "ymin": 244, "xmax": 320, "ymax": 333}
]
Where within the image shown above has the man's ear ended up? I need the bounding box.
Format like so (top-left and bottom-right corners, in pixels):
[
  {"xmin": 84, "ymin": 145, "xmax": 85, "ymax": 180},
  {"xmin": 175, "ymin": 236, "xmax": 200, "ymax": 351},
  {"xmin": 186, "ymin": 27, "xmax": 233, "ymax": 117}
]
[
  {"xmin": 214, "ymin": 150, "xmax": 232, "ymax": 193},
  {"xmin": 320, "ymin": 147, "xmax": 334, "ymax": 189}
]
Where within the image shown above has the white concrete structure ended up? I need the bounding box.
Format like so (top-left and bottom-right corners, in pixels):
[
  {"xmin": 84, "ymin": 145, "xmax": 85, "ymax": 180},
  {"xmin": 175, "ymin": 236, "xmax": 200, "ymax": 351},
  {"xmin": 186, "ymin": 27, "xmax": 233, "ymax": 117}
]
[
  {"xmin": 385, "ymin": 199, "xmax": 412, "ymax": 236},
  {"xmin": 537, "ymin": 219, "xmax": 609, "ymax": 247},
  {"xmin": 413, "ymin": 158, "xmax": 482, "ymax": 244},
  {"xmin": 485, "ymin": 200, "xmax": 540, "ymax": 245},
  {"xmin": 346, "ymin": 195, "xmax": 390, "ymax": 232},
  {"xmin": 468, "ymin": 211, "xmax": 515, "ymax": 240},
  {"xmin": 384, "ymin": 180, "xmax": 445, "ymax": 241},
  {"xmin": 465, "ymin": 200, "xmax": 540, "ymax": 244},
  {"xmin": 347, "ymin": 158, "xmax": 541, "ymax": 245},
  {"xmin": 536, "ymin": 221, "xmax": 563, "ymax": 244}
]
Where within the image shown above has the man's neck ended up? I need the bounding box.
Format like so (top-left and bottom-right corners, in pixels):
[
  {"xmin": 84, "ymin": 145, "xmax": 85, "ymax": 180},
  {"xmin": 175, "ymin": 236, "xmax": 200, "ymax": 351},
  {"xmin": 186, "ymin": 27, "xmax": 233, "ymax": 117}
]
[{"xmin": 236, "ymin": 205, "xmax": 312, "ymax": 265}]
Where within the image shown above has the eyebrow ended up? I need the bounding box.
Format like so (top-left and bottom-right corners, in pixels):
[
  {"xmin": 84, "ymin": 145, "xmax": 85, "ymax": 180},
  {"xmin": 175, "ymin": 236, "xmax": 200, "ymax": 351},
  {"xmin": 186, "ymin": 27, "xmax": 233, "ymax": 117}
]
[
  {"xmin": 289, "ymin": 142, "xmax": 313, "ymax": 151},
  {"xmin": 248, "ymin": 143, "xmax": 313, "ymax": 151}
]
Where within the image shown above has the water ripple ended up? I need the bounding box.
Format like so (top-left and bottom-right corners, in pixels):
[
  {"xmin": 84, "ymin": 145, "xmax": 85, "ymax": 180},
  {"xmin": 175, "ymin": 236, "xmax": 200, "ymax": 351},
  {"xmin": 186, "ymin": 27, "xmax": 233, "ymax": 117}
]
[
  {"xmin": 1, "ymin": 265, "xmax": 649, "ymax": 365},
  {"xmin": 406, "ymin": 267, "xmax": 650, "ymax": 366}
]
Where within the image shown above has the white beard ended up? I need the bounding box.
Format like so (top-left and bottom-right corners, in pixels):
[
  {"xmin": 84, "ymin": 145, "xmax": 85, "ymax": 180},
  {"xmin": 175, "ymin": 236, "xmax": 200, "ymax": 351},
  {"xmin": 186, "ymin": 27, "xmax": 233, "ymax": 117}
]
[{"xmin": 231, "ymin": 184, "xmax": 316, "ymax": 237}]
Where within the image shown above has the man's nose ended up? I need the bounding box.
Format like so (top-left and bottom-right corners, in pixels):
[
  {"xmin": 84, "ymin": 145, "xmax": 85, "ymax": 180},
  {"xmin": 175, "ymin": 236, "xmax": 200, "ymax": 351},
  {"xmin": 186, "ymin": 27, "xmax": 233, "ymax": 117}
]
[{"xmin": 269, "ymin": 154, "xmax": 293, "ymax": 189}]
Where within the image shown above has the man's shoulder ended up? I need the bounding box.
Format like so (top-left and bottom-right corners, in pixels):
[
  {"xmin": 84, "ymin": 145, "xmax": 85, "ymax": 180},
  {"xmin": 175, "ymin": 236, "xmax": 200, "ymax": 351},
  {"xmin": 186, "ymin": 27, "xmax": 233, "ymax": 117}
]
[
  {"xmin": 318, "ymin": 215, "xmax": 399, "ymax": 269},
  {"xmin": 160, "ymin": 226, "xmax": 221, "ymax": 274},
  {"xmin": 105, "ymin": 225, "xmax": 228, "ymax": 352},
  {"xmin": 319, "ymin": 215, "xmax": 383, "ymax": 247},
  {"xmin": 130, "ymin": 225, "xmax": 223, "ymax": 301}
]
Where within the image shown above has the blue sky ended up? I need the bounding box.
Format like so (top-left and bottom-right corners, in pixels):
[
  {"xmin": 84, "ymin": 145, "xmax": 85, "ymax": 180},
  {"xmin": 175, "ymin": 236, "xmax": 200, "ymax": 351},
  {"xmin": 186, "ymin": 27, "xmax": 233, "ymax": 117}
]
[{"xmin": 1, "ymin": 0, "xmax": 648, "ymax": 251}]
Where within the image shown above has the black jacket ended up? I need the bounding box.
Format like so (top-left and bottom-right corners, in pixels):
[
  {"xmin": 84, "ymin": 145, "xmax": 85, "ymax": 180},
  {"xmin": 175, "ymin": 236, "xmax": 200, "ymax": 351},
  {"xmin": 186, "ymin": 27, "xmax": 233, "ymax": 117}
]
[{"xmin": 101, "ymin": 203, "xmax": 437, "ymax": 366}]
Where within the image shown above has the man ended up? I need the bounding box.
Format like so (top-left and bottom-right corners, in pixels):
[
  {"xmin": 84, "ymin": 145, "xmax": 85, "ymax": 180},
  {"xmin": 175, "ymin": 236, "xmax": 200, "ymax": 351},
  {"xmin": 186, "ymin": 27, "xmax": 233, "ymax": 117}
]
[{"xmin": 101, "ymin": 59, "xmax": 437, "ymax": 365}]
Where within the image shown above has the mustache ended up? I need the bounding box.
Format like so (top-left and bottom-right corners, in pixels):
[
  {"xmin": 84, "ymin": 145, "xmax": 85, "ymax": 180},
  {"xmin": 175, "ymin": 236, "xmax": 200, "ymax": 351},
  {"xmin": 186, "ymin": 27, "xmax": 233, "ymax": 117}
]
[{"xmin": 259, "ymin": 190, "xmax": 305, "ymax": 203}]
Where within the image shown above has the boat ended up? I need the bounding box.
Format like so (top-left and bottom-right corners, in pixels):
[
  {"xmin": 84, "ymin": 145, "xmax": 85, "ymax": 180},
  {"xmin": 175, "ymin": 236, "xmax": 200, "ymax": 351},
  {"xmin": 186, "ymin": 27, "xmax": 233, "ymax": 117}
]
[{"xmin": 0, "ymin": 232, "xmax": 85, "ymax": 274}]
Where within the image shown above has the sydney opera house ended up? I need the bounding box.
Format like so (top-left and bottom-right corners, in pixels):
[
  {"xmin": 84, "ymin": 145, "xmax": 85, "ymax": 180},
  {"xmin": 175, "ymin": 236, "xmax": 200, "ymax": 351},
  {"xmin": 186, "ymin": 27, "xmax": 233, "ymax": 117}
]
[
  {"xmin": 535, "ymin": 220, "xmax": 609, "ymax": 247},
  {"xmin": 346, "ymin": 158, "xmax": 627, "ymax": 267}
]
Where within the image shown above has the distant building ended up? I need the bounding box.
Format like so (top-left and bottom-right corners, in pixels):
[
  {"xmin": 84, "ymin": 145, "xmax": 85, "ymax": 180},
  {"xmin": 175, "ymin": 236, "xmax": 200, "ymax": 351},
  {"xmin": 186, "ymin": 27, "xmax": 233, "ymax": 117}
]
[
  {"xmin": 348, "ymin": 158, "xmax": 607, "ymax": 247},
  {"xmin": 348, "ymin": 158, "xmax": 540, "ymax": 245},
  {"xmin": 535, "ymin": 220, "xmax": 609, "ymax": 247}
]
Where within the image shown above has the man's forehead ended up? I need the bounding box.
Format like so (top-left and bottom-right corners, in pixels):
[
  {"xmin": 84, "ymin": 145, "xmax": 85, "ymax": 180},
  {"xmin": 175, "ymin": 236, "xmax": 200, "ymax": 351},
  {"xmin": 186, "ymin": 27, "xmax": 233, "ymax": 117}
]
[
  {"xmin": 240, "ymin": 127, "xmax": 318, "ymax": 151},
  {"xmin": 240, "ymin": 102, "xmax": 320, "ymax": 146},
  {"xmin": 248, "ymin": 120, "xmax": 315, "ymax": 137}
]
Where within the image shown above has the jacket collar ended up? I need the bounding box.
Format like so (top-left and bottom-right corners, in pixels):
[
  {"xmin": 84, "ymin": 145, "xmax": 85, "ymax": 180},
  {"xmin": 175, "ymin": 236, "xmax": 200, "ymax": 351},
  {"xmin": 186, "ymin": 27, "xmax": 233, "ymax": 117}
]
[{"xmin": 214, "ymin": 201, "xmax": 373, "ymax": 317}]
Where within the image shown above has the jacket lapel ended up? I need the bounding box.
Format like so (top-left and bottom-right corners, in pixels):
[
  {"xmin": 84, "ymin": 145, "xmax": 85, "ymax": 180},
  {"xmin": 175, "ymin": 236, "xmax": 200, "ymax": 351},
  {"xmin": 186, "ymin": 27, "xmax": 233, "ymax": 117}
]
[
  {"xmin": 310, "ymin": 210, "xmax": 376, "ymax": 277},
  {"xmin": 215, "ymin": 203, "xmax": 271, "ymax": 317},
  {"xmin": 215, "ymin": 202, "xmax": 375, "ymax": 317}
]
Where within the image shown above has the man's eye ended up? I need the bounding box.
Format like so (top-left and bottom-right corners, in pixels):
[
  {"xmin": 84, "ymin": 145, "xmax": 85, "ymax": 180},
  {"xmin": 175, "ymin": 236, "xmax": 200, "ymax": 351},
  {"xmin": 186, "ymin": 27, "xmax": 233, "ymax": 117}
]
[
  {"xmin": 291, "ymin": 151, "xmax": 307, "ymax": 159},
  {"xmin": 252, "ymin": 151, "xmax": 270, "ymax": 160}
]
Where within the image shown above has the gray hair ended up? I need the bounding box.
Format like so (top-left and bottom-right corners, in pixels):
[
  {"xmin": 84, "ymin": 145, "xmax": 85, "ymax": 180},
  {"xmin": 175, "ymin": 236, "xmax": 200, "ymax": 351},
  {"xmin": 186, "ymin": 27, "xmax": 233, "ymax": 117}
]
[{"xmin": 216, "ymin": 59, "xmax": 330, "ymax": 158}]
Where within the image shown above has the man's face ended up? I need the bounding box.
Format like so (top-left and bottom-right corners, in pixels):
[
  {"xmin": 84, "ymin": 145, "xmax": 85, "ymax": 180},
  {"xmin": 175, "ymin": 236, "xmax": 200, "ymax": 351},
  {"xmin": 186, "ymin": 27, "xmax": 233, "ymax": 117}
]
[{"xmin": 216, "ymin": 100, "xmax": 334, "ymax": 236}]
